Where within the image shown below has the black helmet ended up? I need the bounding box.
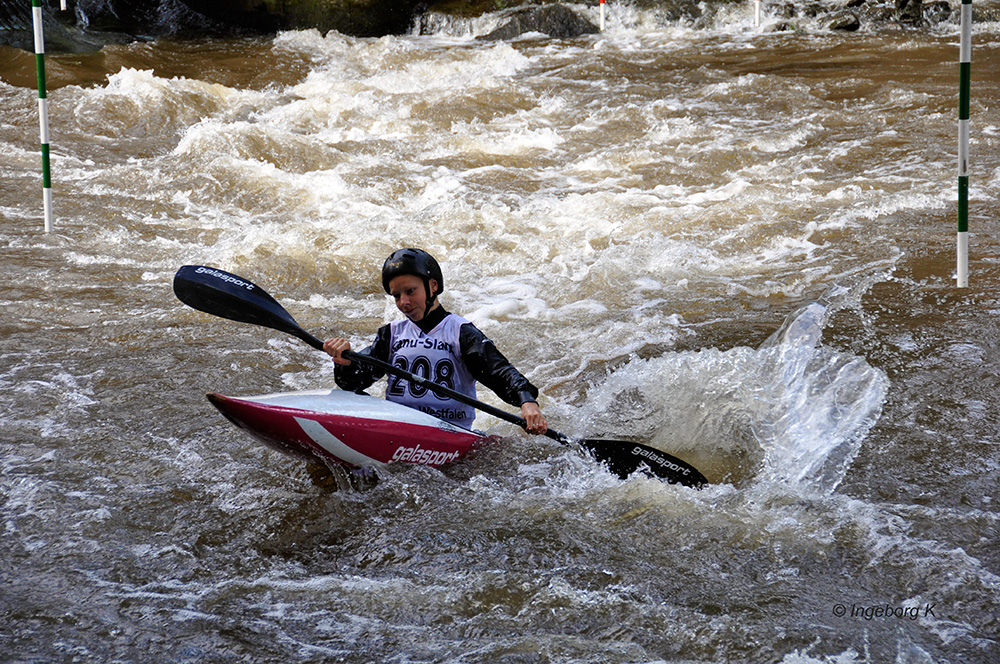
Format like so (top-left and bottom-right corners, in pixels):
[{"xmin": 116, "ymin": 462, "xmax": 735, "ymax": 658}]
[{"xmin": 381, "ymin": 248, "xmax": 444, "ymax": 302}]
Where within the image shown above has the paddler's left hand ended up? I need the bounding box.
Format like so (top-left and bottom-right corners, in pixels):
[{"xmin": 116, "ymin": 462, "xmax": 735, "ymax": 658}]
[{"xmin": 521, "ymin": 401, "xmax": 548, "ymax": 435}]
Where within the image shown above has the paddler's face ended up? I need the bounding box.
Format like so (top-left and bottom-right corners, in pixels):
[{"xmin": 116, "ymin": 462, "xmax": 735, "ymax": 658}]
[{"xmin": 388, "ymin": 274, "xmax": 439, "ymax": 322}]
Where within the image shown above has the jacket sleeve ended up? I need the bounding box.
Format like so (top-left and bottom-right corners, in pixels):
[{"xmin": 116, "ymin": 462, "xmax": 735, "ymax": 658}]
[
  {"xmin": 459, "ymin": 323, "xmax": 539, "ymax": 407},
  {"xmin": 334, "ymin": 324, "xmax": 392, "ymax": 393}
]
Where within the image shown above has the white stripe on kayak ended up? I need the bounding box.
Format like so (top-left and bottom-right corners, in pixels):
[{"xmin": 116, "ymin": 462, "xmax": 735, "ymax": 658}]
[{"xmin": 294, "ymin": 417, "xmax": 386, "ymax": 468}]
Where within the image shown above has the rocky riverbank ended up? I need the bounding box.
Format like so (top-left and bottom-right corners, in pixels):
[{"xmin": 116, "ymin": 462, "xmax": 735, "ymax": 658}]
[
  {"xmin": 416, "ymin": 0, "xmax": 963, "ymax": 37},
  {"xmin": 0, "ymin": 0, "xmax": 988, "ymax": 53}
]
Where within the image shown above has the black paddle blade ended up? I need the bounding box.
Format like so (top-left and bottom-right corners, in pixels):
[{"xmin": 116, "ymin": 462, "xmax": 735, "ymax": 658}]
[
  {"xmin": 172, "ymin": 265, "xmax": 323, "ymax": 350},
  {"xmin": 579, "ymin": 439, "xmax": 707, "ymax": 488}
]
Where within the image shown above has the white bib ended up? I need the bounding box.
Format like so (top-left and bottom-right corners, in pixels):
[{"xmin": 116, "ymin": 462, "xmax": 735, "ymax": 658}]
[{"xmin": 385, "ymin": 314, "xmax": 477, "ymax": 430}]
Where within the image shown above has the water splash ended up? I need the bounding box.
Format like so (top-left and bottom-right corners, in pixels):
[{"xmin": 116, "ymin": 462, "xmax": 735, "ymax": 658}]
[
  {"xmin": 578, "ymin": 300, "xmax": 888, "ymax": 492},
  {"xmin": 751, "ymin": 301, "xmax": 888, "ymax": 491}
]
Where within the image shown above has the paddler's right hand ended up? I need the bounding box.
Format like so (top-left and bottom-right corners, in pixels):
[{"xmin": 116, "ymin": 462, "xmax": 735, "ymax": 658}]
[{"xmin": 323, "ymin": 338, "xmax": 353, "ymax": 366}]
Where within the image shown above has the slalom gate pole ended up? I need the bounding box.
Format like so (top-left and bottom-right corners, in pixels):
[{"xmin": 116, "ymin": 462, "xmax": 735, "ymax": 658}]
[
  {"xmin": 600, "ymin": 0, "xmax": 605, "ymax": 31},
  {"xmin": 32, "ymin": 0, "xmax": 53, "ymax": 233},
  {"xmin": 956, "ymin": 0, "xmax": 972, "ymax": 287}
]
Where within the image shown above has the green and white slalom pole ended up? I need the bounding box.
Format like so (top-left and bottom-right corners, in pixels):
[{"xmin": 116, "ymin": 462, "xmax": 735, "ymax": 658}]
[
  {"xmin": 956, "ymin": 0, "xmax": 972, "ymax": 287},
  {"xmin": 32, "ymin": 0, "xmax": 53, "ymax": 233}
]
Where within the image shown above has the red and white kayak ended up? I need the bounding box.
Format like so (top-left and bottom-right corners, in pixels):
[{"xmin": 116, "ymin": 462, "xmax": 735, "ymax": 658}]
[{"xmin": 208, "ymin": 389, "xmax": 485, "ymax": 469}]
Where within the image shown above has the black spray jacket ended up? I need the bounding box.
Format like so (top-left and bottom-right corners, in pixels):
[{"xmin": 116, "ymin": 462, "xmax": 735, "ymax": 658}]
[{"xmin": 334, "ymin": 306, "xmax": 539, "ymax": 409}]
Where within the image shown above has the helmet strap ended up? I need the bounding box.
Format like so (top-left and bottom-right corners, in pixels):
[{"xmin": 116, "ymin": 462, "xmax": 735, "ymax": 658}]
[{"xmin": 423, "ymin": 278, "xmax": 438, "ymax": 312}]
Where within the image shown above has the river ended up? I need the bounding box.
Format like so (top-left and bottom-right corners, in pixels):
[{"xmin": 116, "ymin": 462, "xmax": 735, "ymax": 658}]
[{"xmin": 1, "ymin": 3, "xmax": 999, "ymax": 662}]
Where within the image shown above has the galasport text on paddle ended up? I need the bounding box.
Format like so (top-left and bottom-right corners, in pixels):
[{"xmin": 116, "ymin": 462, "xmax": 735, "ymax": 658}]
[{"xmin": 173, "ymin": 265, "xmax": 707, "ymax": 488}]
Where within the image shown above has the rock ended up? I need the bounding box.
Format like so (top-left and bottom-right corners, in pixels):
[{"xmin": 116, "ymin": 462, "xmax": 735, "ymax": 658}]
[
  {"xmin": 479, "ymin": 3, "xmax": 599, "ymax": 41},
  {"xmin": 895, "ymin": 0, "xmax": 923, "ymax": 24},
  {"xmin": 771, "ymin": 2, "xmax": 798, "ymax": 19},
  {"xmin": 923, "ymin": 1, "xmax": 952, "ymax": 24},
  {"xmin": 0, "ymin": 0, "xmax": 141, "ymax": 51},
  {"xmin": 177, "ymin": 0, "xmax": 424, "ymax": 37},
  {"xmin": 825, "ymin": 10, "xmax": 861, "ymax": 30}
]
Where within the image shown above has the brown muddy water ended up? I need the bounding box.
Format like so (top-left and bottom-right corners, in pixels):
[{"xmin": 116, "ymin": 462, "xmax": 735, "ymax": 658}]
[{"xmin": 1, "ymin": 5, "xmax": 999, "ymax": 663}]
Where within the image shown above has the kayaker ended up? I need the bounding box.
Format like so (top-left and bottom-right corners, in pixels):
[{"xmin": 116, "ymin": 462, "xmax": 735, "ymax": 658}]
[{"xmin": 323, "ymin": 248, "xmax": 549, "ymax": 435}]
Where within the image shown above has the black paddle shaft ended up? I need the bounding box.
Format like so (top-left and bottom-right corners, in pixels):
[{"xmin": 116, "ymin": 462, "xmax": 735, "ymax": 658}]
[
  {"xmin": 339, "ymin": 351, "xmax": 704, "ymax": 488},
  {"xmin": 173, "ymin": 265, "xmax": 707, "ymax": 487}
]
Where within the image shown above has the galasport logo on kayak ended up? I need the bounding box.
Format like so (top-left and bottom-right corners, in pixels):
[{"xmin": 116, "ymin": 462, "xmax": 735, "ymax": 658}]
[
  {"xmin": 632, "ymin": 446, "xmax": 691, "ymax": 476},
  {"xmin": 392, "ymin": 443, "xmax": 460, "ymax": 466},
  {"xmin": 196, "ymin": 266, "xmax": 255, "ymax": 291}
]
